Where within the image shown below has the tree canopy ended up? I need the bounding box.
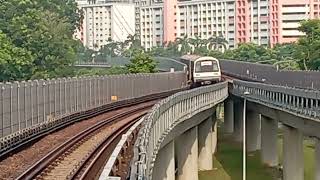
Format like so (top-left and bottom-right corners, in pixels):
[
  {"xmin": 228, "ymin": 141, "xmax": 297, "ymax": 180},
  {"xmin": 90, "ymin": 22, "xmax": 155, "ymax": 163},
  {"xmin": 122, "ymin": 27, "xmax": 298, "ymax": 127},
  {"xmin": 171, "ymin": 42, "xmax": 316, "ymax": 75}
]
[
  {"xmin": 0, "ymin": 0, "xmax": 81, "ymax": 81},
  {"xmin": 1, "ymin": 2, "xmax": 320, "ymax": 81},
  {"xmin": 295, "ymin": 19, "xmax": 320, "ymax": 70},
  {"xmin": 126, "ymin": 52, "xmax": 157, "ymax": 73},
  {"xmin": 0, "ymin": 31, "xmax": 34, "ymax": 81}
]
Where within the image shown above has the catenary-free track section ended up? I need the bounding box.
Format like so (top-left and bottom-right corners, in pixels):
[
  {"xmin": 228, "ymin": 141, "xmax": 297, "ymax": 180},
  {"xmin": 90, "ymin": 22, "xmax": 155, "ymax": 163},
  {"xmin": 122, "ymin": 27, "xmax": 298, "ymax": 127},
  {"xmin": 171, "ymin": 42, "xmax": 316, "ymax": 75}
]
[
  {"xmin": 0, "ymin": 101, "xmax": 157, "ymax": 179},
  {"xmin": 17, "ymin": 104, "xmax": 152, "ymax": 180}
]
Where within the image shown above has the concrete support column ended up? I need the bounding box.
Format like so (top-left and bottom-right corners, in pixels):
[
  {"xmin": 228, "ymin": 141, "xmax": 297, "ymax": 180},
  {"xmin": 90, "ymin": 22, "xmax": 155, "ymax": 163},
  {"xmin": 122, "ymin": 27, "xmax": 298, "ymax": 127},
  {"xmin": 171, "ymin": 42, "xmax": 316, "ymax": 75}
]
[
  {"xmin": 176, "ymin": 126, "xmax": 198, "ymax": 180},
  {"xmin": 283, "ymin": 125, "xmax": 304, "ymax": 180},
  {"xmin": 224, "ymin": 99, "xmax": 234, "ymax": 133},
  {"xmin": 212, "ymin": 120, "xmax": 217, "ymax": 154},
  {"xmin": 218, "ymin": 103, "xmax": 224, "ymax": 119},
  {"xmin": 261, "ymin": 115, "xmax": 278, "ymax": 167},
  {"xmin": 233, "ymin": 101, "xmax": 243, "ymax": 142},
  {"xmin": 152, "ymin": 141, "xmax": 175, "ymax": 180},
  {"xmin": 198, "ymin": 117, "xmax": 213, "ymax": 170},
  {"xmin": 246, "ymin": 111, "xmax": 261, "ymax": 152},
  {"xmin": 315, "ymin": 138, "xmax": 320, "ymax": 180}
]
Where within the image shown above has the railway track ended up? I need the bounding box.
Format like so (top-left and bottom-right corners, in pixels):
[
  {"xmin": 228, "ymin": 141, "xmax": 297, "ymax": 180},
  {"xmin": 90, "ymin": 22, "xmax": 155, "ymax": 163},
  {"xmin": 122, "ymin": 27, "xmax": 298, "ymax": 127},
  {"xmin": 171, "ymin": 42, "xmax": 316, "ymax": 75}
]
[{"xmin": 17, "ymin": 104, "xmax": 152, "ymax": 180}]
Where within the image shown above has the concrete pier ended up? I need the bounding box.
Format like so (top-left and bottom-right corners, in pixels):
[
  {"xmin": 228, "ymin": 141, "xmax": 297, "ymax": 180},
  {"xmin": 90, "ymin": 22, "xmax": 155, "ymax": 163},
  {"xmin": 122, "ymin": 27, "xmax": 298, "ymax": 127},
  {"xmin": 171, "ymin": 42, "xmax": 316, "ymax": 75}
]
[
  {"xmin": 246, "ymin": 111, "xmax": 260, "ymax": 152},
  {"xmin": 198, "ymin": 118, "xmax": 213, "ymax": 170},
  {"xmin": 176, "ymin": 126, "xmax": 198, "ymax": 180},
  {"xmin": 212, "ymin": 119, "xmax": 217, "ymax": 154},
  {"xmin": 233, "ymin": 101, "xmax": 243, "ymax": 142},
  {"xmin": 261, "ymin": 116, "xmax": 278, "ymax": 167},
  {"xmin": 283, "ymin": 125, "xmax": 303, "ymax": 180},
  {"xmin": 224, "ymin": 99, "xmax": 234, "ymax": 133},
  {"xmin": 152, "ymin": 141, "xmax": 175, "ymax": 180}
]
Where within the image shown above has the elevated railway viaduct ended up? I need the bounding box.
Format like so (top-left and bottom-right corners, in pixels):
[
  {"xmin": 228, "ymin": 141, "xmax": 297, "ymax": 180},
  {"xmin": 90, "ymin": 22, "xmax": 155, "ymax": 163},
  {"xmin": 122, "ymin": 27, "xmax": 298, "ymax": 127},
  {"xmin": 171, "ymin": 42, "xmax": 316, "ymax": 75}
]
[{"xmin": 0, "ymin": 59, "xmax": 319, "ymax": 180}]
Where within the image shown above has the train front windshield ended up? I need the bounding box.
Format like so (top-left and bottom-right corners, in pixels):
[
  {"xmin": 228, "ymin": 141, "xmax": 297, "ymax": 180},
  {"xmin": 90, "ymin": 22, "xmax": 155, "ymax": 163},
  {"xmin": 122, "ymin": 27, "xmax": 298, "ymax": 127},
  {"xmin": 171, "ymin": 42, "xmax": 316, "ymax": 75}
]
[{"xmin": 195, "ymin": 60, "xmax": 219, "ymax": 73}]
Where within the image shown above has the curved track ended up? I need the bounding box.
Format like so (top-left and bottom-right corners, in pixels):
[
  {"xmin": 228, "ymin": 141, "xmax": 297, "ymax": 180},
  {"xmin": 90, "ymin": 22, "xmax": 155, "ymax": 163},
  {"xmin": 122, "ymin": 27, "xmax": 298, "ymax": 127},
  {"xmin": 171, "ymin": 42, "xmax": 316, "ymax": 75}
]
[{"xmin": 17, "ymin": 104, "xmax": 152, "ymax": 180}]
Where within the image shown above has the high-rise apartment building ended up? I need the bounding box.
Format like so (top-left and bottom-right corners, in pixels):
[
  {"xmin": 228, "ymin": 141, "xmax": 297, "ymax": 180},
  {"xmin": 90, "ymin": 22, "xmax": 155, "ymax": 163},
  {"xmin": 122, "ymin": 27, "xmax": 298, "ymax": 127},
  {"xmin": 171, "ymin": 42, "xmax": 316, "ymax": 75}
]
[
  {"xmin": 138, "ymin": 4, "xmax": 164, "ymax": 48},
  {"xmin": 138, "ymin": 0, "xmax": 237, "ymax": 50},
  {"xmin": 235, "ymin": 0, "xmax": 269, "ymax": 46},
  {"xmin": 237, "ymin": 0, "xmax": 320, "ymax": 47},
  {"xmin": 75, "ymin": 0, "xmax": 320, "ymax": 50},
  {"xmin": 270, "ymin": 0, "xmax": 320, "ymax": 46},
  {"xmin": 75, "ymin": 2, "xmax": 135, "ymax": 50}
]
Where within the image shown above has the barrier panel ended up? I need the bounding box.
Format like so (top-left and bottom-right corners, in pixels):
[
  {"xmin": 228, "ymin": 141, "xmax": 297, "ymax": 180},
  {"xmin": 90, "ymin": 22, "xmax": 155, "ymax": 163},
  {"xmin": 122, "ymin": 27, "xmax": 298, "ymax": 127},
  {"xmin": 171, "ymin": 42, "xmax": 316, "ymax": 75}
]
[
  {"xmin": 0, "ymin": 72, "xmax": 187, "ymax": 138},
  {"xmin": 220, "ymin": 59, "xmax": 320, "ymax": 90}
]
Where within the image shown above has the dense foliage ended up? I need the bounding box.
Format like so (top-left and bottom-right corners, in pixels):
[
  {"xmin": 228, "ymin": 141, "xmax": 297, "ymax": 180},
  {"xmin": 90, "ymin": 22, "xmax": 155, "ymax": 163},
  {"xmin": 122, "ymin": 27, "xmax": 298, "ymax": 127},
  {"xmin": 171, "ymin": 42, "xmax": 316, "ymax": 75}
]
[
  {"xmin": 0, "ymin": 0, "xmax": 82, "ymax": 81},
  {"xmin": 126, "ymin": 52, "xmax": 157, "ymax": 73},
  {"xmin": 0, "ymin": 31, "xmax": 34, "ymax": 81},
  {"xmin": 1, "ymin": 1, "xmax": 319, "ymax": 82},
  {"xmin": 75, "ymin": 67, "xmax": 129, "ymax": 76}
]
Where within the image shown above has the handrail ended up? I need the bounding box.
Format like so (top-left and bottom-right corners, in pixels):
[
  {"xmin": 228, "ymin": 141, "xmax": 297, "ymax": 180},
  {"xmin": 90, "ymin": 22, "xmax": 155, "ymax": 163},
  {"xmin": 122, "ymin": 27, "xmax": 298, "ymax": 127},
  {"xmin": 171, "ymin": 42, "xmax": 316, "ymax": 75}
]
[
  {"xmin": 133, "ymin": 82, "xmax": 229, "ymax": 180},
  {"xmin": 233, "ymin": 80, "xmax": 320, "ymax": 120}
]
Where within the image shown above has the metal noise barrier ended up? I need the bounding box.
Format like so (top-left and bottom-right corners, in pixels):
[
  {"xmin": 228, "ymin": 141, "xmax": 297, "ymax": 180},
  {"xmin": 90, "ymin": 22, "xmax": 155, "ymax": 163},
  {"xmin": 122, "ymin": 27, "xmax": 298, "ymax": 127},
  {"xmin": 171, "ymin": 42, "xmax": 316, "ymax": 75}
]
[
  {"xmin": 233, "ymin": 80, "xmax": 320, "ymax": 120},
  {"xmin": 132, "ymin": 82, "xmax": 229, "ymax": 180},
  {"xmin": 0, "ymin": 72, "xmax": 187, "ymax": 153},
  {"xmin": 220, "ymin": 59, "xmax": 320, "ymax": 90}
]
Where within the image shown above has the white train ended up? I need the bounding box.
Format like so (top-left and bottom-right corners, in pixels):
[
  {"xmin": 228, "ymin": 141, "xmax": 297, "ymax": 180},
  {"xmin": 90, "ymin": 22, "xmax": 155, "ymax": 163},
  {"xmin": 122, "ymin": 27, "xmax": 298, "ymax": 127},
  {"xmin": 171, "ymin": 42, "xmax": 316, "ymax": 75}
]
[{"xmin": 178, "ymin": 55, "xmax": 221, "ymax": 87}]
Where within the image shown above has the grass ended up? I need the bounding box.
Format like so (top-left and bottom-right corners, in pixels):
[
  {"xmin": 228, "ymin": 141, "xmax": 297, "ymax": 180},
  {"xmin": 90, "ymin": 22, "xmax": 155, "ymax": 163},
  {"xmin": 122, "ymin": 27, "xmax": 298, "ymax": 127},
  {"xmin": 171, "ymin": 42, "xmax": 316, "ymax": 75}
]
[
  {"xmin": 277, "ymin": 136, "xmax": 315, "ymax": 180},
  {"xmin": 215, "ymin": 136, "xmax": 277, "ymax": 180},
  {"xmin": 198, "ymin": 118, "xmax": 315, "ymax": 180},
  {"xmin": 199, "ymin": 157, "xmax": 231, "ymax": 180},
  {"xmin": 199, "ymin": 134, "xmax": 277, "ymax": 180}
]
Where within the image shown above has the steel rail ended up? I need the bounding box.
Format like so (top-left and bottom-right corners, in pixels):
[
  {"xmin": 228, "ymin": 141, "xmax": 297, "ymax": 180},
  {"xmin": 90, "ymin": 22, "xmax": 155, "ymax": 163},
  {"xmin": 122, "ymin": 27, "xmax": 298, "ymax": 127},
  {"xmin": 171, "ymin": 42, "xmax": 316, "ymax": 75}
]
[
  {"xmin": 16, "ymin": 105, "xmax": 152, "ymax": 180},
  {"xmin": 73, "ymin": 115, "xmax": 142, "ymax": 180},
  {"xmin": 0, "ymin": 88, "xmax": 187, "ymax": 160}
]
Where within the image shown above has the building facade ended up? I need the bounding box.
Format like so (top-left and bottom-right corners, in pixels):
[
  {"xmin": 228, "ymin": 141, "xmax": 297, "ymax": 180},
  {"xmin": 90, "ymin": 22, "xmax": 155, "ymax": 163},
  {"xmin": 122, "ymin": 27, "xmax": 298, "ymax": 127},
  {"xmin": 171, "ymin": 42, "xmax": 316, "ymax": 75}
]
[
  {"xmin": 240, "ymin": 0, "xmax": 320, "ymax": 47},
  {"xmin": 235, "ymin": 0, "xmax": 269, "ymax": 46},
  {"xmin": 275, "ymin": 0, "xmax": 320, "ymax": 45},
  {"xmin": 75, "ymin": 2, "xmax": 135, "ymax": 50},
  {"xmin": 138, "ymin": 0, "xmax": 237, "ymax": 50},
  {"xmin": 76, "ymin": 0, "xmax": 320, "ymax": 50}
]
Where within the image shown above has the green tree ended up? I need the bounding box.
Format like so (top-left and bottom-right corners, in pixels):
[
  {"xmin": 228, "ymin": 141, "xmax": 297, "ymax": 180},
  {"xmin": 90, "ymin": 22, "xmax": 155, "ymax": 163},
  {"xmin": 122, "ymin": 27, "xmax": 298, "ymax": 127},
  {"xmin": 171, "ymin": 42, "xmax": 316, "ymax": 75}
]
[
  {"xmin": 75, "ymin": 66, "xmax": 128, "ymax": 76},
  {"xmin": 0, "ymin": 0, "xmax": 80, "ymax": 80},
  {"xmin": 148, "ymin": 41, "xmax": 181, "ymax": 57},
  {"xmin": 99, "ymin": 38, "xmax": 121, "ymax": 58},
  {"xmin": 126, "ymin": 52, "xmax": 157, "ymax": 73},
  {"xmin": 207, "ymin": 50, "xmax": 225, "ymax": 59},
  {"xmin": 74, "ymin": 41, "xmax": 95, "ymax": 63},
  {"xmin": 149, "ymin": 46, "xmax": 166, "ymax": 57},
  {"xmin": 123, "ymin": 34, "xmax": 144, "ymax": 57},
  {"xmin": 164, "ymin": 41, "xmax": 180, "ymax": 57},
  {"xmin": 295, "ymin": 19, "xmax": 320, "ymax": 70},
  {"xmin": 36, "ymin": 0, "xmax": 81, "ymax": 32},
  {"xmin": 176, "ymin": 35, "xmax": 192, "ymax": 54},
  {"xmin": 189, "ymin": 36, "xmax": 209, "ymax": 55},
  {"xmin": 208, "ymin": 36, "xmax": 228, "ymax": 51},
  {"xmin": 0, "ymin": 31, "xmax": 34, "ymax": 81},
  {"xmin": 224, "ymin": 43, "xmax": 270, "ymax": 62}
]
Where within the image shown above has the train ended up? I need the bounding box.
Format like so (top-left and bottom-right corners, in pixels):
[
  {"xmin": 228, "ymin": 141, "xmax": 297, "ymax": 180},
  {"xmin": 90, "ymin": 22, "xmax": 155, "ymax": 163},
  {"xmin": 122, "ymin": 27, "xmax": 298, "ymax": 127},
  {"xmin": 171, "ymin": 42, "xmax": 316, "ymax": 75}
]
[{"xmin": 178, "ymin": 55, "xmax": 222, "ymax": 87}]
